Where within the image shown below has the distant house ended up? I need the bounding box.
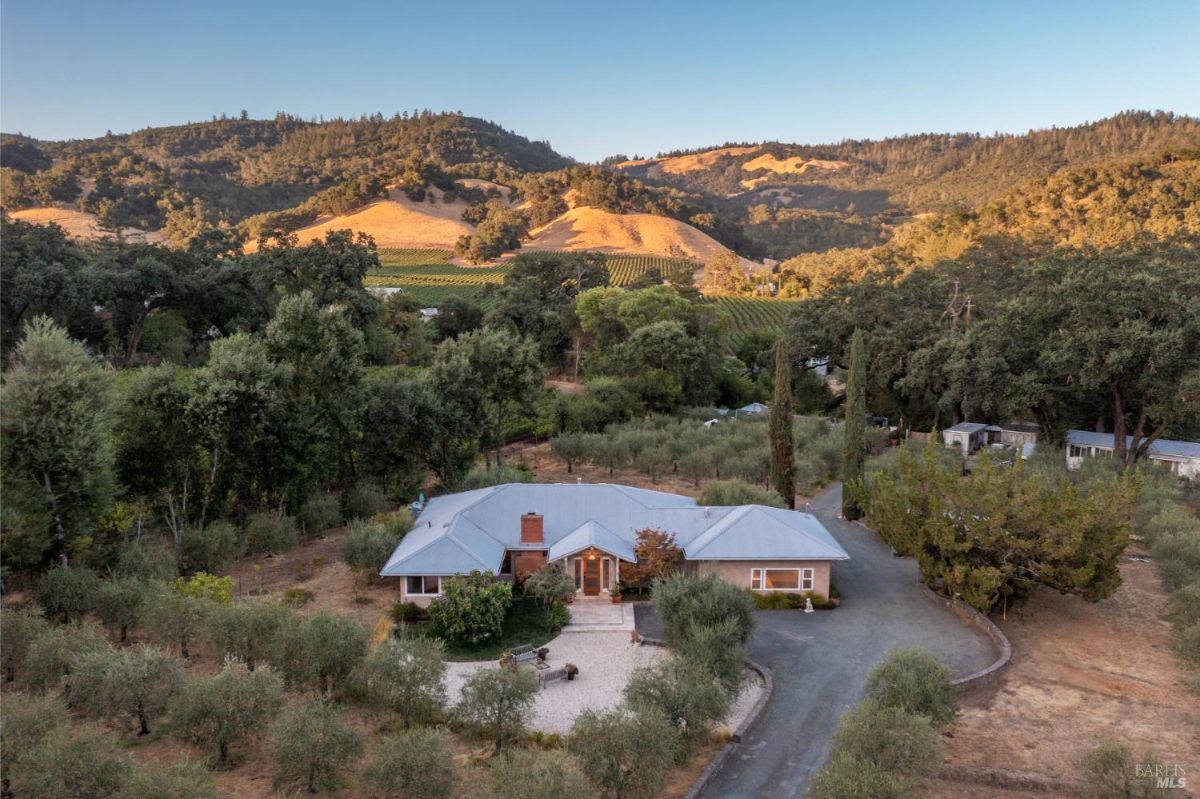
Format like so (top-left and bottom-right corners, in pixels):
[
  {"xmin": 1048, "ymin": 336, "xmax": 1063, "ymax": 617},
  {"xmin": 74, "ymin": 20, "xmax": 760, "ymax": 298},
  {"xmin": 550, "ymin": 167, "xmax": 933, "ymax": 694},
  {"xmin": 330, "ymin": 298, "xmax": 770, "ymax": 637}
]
[
  {"xmin": 1065, "ymin": 430, "xmax": 1200, "ymax": 478},
  {"xmin": 420, "ymin": 307, "xmax": 440, "ymax": 320},
  {"xmin": 736, "ymin": 402, "xmax": 769, "ymax": 417},
  {"xmin": 381, "ymin": 483, "xmax": 850, "ymax": 605},
  {"xmin": 942, "ymin": 422, "xmax": 1039, "ymax": 455}
]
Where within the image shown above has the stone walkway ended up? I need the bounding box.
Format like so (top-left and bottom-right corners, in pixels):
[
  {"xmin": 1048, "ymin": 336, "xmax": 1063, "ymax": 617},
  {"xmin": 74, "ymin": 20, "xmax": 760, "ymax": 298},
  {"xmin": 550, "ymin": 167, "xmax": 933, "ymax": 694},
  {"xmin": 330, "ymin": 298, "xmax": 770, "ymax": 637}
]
[{"xmin": 562, "ymin": 597, "xmax": 636, "ymax": 632}]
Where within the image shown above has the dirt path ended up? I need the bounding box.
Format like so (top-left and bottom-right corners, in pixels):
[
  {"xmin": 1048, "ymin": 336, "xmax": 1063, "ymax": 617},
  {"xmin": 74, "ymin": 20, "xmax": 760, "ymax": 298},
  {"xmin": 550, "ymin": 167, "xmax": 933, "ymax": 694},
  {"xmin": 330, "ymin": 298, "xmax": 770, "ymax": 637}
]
[{"xmin": 927, "ymin": 553, "xmax": 1200, "ymax": 797}]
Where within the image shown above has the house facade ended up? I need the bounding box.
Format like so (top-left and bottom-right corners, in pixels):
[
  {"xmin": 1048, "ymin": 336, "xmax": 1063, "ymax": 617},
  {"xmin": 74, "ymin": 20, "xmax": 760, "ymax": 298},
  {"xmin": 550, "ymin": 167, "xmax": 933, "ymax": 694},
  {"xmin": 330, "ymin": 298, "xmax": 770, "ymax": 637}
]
[
  {"xmin": 1065, "ymin": 430, "xmax": 1200, "ymax": 478},
  {"xmin": 942, "ymin": 422, "xmax": 1038, "ymax": 455},
  {"xmin": 381, "ymin": 483, "xmax": 850, "ymax": 606}
]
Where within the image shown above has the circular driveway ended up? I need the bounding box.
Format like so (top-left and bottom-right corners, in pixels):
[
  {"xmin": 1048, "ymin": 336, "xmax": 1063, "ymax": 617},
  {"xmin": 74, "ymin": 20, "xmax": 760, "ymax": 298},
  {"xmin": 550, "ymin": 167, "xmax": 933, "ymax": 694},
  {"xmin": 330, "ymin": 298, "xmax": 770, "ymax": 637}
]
[{"xmin": 636, "ymin": 484, "xmax": 999, "ymax": 799}]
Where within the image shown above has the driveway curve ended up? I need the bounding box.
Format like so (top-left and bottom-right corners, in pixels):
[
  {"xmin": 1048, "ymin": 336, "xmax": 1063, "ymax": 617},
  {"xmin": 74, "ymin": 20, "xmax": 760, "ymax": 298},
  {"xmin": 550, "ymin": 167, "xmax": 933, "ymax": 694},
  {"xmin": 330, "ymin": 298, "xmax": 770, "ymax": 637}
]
[{"xmin": 636, "ymin": 483, "xmax": 998, "ymax": 799}]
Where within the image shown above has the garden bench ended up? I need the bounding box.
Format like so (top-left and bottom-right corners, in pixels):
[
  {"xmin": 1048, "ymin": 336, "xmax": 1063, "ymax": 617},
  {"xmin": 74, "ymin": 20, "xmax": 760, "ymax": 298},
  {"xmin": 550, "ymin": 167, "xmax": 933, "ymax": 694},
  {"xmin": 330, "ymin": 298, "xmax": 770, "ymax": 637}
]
[
  {"xmin": 507, "ymin": 644, "xmax": 538, "ymax": 665},
  {"xmin": 537, "ymin": 666, "xmax": 566, "ymax": 689}
]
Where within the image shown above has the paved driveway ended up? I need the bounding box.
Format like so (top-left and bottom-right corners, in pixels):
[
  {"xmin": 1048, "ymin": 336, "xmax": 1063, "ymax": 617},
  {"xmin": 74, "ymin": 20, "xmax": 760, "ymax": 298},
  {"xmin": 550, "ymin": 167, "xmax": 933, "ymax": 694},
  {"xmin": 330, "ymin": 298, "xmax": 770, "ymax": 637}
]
[{"xmin": 635, "ymin": 483, "xmax": 998, "ymax": 799}]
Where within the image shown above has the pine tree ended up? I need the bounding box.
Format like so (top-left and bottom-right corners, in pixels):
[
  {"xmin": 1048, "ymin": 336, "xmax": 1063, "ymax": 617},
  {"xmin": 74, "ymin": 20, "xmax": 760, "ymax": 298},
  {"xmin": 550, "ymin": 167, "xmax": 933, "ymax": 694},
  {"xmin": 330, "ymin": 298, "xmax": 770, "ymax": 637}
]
[
  {"xmin": 769, "ymin": 341, "xmax": 796, "ymax": 509},
  {"xmin": 842, "ymin": 328, "xmax": 867, "ymax": 519}
]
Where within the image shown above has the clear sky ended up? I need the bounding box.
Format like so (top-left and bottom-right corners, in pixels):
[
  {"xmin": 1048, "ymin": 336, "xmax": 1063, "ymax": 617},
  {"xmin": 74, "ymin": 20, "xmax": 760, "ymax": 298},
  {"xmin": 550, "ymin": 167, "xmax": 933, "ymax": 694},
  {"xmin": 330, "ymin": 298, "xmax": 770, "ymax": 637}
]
[{"xmin": 2, "ymin": 0, "xmax": 1198, "ymax": 162}]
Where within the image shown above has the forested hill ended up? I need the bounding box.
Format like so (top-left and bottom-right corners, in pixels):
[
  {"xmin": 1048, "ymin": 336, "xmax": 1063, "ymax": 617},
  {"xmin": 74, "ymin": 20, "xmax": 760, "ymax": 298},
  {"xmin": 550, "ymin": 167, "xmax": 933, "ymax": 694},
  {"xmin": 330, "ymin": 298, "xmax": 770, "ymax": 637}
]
[
  {"xmin": 0, "ymin": 112, "xmax": 572, "ymax": 231},
  {"xmin": 615, "ymin": 111, "xmax": 1200, "ymax": 213}
]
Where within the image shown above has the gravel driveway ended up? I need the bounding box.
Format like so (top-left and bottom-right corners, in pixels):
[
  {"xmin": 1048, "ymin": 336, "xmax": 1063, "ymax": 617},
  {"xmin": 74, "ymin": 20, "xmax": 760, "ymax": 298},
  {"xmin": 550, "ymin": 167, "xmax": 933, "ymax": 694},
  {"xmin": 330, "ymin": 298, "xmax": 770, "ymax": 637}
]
[{"xmin": 636, "ymin": 483, "xmax": 999, "ymax": 799}]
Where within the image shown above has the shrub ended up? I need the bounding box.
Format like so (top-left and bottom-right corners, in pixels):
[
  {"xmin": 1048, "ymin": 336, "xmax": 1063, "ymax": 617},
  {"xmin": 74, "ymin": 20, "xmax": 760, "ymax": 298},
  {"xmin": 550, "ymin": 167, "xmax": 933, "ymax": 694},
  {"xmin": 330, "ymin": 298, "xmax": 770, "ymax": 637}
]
[
  {"xmin": 753, "ymin": 592, "xmax": 792, "ymax": 610},
  {"xmin": 0, "ymin": 691, "xmax": 69, "ymax": 764},
  {"xmin": 1174, "ymin": 622, "xmax": 1200, "ymax": 664},
  {"xmin": 354, "ymin": 636, "xmax": 447, "ymax": 727},
  {"xmin": 830, "ymin": 703, "xmax": 941, "ymax": 777},
  {"xmin": 65, "ymin": 644, "xmax": 183, "ymax": 736},
  {"xmin": 243, "ymin": 512, "xmax": 299, "ymax": 556},
  {"xmin": 94, "ymin": 576, "xmax": 145, "ymax": 641},
  {"xmin": 1081, "ymin": 740, "xmax": 1174, "ymax": 799},
  {"xmin": 863, "ymin": 648, "xmax": 958, "ymax": 725},
  {"xmin": 428, "ymin": 571, "xmax": 513, "ymax": 644},
  {"xmin": 627, "ymin": 529, "xmax": 686, "ymax": 589},
  {"xmin": 453, "ymin": 463, "xmax": 533, "ymax": 490},
  {"xmin": 568, "ymin": 707, "xmax": 677, "ymax": 799},
  {"xmin": 808, "ymin": 751, "xmax": 914, "ymax": 799},
  {"xmin": 297, "ymin": 492, "xmax": 342, "ymax": 539},
  {"xmin": 698, "ymin": 479, "xmax": 786, "ymax": 508},
  {"xmin": 24, "ymin": 619, "xmax": 107, "ymax": 693},
  {"xmin": 180, "ymin": 522, "xmax": 244, "ymax": 574},
  {"xmin": 169, "ymin": 656, "xmax": 284, "ymax": 766},
  {"xmin": 523, "ymin": 563, "xmax": 576, "ymax": 610},
  {"xmin": 1166, "ymin": 583, "xmax": 1200, "ymax": 629},
  {"xmin": 205, "ymin": 601, "xmax": 294, "ymax": 673},
  {"xmin": 112, "ymin": 539, "xmax": 179, "ymax": 581},
  {"xmin": 652, "ymin": 573, "xmax": 755, "ymax": 648},
  {"xmin": 4, "ymin": 724, "xmax": 132, "ymax": 799},
  {"xmin": 1153, "ymin": 531, "xmax": 1200, "ymax": 591},
  {"xmin": 121, "ymin": 759, "xmax": 221, "ymax": 799},
  {"xmin": 346, "ymin": 482, "xmax": 389, "ymax": 520},
  {"xmin": 36, "ymin": 565, "xmax": 101, "ymax": 623},
  {"xmin": 623, "ymin": 657, "xmax": 731, "ymax": 758},
  {"xmin": 548, "ymin": 599, "xmax": 571, "ymax": 633},
  {"xmin": 454, "ymin": 666, "xmax": 537, "ymax": 753},
  {"xmin": 372, "ymin": 508, "xmax": 415, "ymax": 539},
  {"xmin": 391, "ymin": 600, "xmax": 425, "ymax": 624},
  {"xmin": 173, "ymin": 571, "xmax": 233, "ymax": 605},
  {"xmin": 271, "ymin": 697, "xmax": 363, "ymax": 794},
  {"xmin": 281, "ymin": 587, "xmax": 315, "ymax": 608},
  {"xmin": 674, "ymin": 619, "xmax": 747, "ymax": 696},
  {"xmin": 364, "ymin": 729, "xmax": 455, "ymax": 799},
  {"xmin": 342, "ymin": 520, "xmax": 396, "ymax": 583},
  {"xmin": 0, "ymin": 607, "xmax": 49, "ymax": 683},
  {"xmin": 144, "ymin": 584, "xmax": 211, "ymax": 659},
  {"xmin": 281, "ymin": 609, "xmax": 368, "ymax": 694},
  {"xmin": 490, "ymin": 750, "xmax": 590, "ymax": 799}
]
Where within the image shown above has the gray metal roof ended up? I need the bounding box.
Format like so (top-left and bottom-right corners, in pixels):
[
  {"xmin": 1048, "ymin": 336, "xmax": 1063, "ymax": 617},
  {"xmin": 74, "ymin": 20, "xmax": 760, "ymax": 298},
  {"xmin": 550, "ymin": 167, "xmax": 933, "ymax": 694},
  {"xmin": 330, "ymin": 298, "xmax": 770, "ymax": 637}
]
[
  {"xmin": 380, "ymin": 483, "xmax": 850, "ymax": 577},
  {"xmin": 1066, "ymin": 430, "xmax": 1200, "ymax": 460},
  {"xmin": 945, "ymin": 422, "xmax": 989, "ymax": 433}
]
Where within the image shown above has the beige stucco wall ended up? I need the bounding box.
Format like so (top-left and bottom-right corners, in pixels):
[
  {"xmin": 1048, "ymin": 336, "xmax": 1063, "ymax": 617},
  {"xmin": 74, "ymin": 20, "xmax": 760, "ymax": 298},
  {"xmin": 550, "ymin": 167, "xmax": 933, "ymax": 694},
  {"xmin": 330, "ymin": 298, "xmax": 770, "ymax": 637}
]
[{"xmin": 694, "ymin": 559, "xmax": 833, "ymax": 597}]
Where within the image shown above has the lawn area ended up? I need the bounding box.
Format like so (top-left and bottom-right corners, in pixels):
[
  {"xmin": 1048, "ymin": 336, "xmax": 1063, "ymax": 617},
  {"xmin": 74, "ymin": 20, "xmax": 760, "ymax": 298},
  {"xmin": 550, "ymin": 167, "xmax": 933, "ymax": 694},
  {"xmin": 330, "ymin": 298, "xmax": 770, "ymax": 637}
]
[{"xmin": 438, "ymin": 596, "xmax": 561, "ymax": 661}]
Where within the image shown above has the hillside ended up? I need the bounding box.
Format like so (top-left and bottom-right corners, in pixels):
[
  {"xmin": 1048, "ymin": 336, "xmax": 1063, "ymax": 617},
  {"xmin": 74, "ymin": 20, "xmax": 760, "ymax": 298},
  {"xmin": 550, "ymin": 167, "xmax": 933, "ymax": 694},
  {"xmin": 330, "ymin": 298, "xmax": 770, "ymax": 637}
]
[
  {"xmin": 7, "ymin": 206, "xmax": 164, "ymax": 244},
  {"xmin": 616, "ymin": 111, "xmax": 1200, "ymax": 213},
  {"xmin": 527, "ymin": 206, "xmax": 742, "ymax": 263},
  {"xmin": 260, "ymin": 187, "xmax": 475, "ymax": 251},
  {"xmin": 0, "ymin": 112, "xmax": 572, "ymax": 236}
]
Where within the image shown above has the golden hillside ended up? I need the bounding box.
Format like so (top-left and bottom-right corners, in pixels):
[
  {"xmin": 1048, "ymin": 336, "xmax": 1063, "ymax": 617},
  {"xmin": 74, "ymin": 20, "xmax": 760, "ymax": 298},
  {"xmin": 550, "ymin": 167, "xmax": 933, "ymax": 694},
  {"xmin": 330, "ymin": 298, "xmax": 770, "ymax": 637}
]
[
  {"xmin": 272, "ymin": 188, "xmax": 474, "ymax": 250},
  {"xmin": 9, "ymin": 207, "xmax": 164, "ymax": 243}
]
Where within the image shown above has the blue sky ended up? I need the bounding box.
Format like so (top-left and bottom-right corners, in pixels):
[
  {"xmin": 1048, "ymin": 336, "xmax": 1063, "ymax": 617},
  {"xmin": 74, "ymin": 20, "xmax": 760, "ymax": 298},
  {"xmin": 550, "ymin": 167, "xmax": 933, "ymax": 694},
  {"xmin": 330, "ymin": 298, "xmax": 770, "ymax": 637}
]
[{"xmin": 2, "ymin": 0, "xmax": 1198, "ymax": 162}]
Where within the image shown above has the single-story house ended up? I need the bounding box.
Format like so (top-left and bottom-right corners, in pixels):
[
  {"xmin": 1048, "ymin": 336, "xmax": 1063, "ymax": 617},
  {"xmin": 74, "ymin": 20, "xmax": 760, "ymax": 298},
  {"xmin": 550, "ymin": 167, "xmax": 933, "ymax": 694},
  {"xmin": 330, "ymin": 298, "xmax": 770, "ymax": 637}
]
[
  {"xmin": 943, "ymin": 421, "xmax": 1039, "ymax": 455},
  {"xmin": 1065, "ymin": 430, "xmax": 1200, "ymax": 478},
  {"xmin": 736, "ymin": 402, "xmax": 769, "ymax": 417},
  {"xmin": 381, "ymin": 483, "xmax": 850, "ymax": 606}
]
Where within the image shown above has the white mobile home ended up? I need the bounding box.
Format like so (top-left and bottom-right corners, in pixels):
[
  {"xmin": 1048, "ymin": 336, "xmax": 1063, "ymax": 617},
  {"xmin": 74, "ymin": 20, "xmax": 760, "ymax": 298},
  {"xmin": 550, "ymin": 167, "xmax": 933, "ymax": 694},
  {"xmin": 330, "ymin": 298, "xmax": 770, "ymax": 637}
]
[{"xmin": 1065, "ymin": 430, "xmax": 1200, "ymax": 478}]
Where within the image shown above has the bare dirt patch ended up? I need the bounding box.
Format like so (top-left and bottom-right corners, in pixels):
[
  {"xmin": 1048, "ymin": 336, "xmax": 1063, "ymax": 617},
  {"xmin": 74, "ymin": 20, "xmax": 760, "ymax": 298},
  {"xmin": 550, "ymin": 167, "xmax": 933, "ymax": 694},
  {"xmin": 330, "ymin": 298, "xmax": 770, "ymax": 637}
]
[{"xmin": 925, "ymin": 553, "xmax": 1200, "ymax": 797}]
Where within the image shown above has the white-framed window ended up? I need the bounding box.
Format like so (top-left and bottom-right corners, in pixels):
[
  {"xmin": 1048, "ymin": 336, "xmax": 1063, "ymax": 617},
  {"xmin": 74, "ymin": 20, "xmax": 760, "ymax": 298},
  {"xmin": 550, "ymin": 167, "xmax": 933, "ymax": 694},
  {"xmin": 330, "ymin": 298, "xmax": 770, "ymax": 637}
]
[
  {"xmin": 1068, "ymin": 444, "xmax": 1085, "ymax": 458},
  {"xmin": 406, "ymin": 575, "xmax": 441, "ymax": 596},
  {"xmin": 750, "ymin": 568, "xmax": 815, "ymax": 591}
]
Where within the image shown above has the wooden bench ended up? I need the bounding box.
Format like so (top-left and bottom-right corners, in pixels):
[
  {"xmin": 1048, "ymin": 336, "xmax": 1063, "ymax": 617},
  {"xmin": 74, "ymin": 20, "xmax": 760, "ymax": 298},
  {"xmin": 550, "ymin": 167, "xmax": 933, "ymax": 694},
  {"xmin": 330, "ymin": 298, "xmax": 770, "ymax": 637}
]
[{"xmin": 507, "ymin": 644, "xmax": 538, "ymax": 666}]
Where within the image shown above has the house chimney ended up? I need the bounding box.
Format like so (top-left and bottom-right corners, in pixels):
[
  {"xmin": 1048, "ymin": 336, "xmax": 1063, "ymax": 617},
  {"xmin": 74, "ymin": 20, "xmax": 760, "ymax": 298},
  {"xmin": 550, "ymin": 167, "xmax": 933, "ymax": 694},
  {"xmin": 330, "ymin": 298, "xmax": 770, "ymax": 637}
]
[{"xmin": 520, "ymin": 512, "xmax": 544, "ymax": 545}]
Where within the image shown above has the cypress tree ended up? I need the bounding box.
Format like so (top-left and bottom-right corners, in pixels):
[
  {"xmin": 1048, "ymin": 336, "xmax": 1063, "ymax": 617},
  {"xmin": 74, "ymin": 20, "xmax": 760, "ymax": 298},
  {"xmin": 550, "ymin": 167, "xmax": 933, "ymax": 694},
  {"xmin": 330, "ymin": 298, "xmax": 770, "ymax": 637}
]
[
  {"xmin": 769, "ymin": 340, "xmax": 796, "ymax": 509},
  {"xmin": 842, "ymin": 329, "xmax": 867, "ymax": 519}
]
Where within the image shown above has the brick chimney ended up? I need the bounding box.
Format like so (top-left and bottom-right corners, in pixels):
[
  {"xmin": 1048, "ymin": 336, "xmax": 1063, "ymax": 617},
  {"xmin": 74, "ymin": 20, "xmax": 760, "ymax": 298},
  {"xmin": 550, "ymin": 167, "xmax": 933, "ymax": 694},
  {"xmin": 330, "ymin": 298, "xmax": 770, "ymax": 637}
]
[{"xmin": 520, "ymin": 512, "xmax": 544, "ymax": 545}]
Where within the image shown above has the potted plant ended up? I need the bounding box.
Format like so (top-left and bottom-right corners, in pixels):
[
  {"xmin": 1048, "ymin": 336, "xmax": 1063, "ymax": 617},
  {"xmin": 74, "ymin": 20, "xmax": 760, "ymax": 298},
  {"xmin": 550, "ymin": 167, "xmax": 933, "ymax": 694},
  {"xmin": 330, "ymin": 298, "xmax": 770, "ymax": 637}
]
[
  {"xmin": 609, "ymin": 586, "xmax": 622, "ymax": 604},
  {"xmin": 565, "ymin": 663, "xmax": 579, "ymax": 681}
]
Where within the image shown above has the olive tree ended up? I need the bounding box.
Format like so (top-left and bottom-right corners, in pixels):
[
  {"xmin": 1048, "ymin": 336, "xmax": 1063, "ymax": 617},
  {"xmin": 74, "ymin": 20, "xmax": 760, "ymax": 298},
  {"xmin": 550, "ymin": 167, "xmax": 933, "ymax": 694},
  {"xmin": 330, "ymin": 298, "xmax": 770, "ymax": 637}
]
[
  {"xmin": 65, "ymin": 644, "xmax": 183, "ymax": 735},
  {"xmin": 169, "ymin": 657, "xmax": 284, "ymax": 765},
  {"xmin": 491, "ymin": 750, "xmax": 590, "ymax": 799},
  {"xmin": 567, "ymin": 707, "xmax": 677, "ymax": 799},
  {"xmin": 454, "ymin": 667, "xmax": 537, "ymax": 754},
  {"xmin": 144, "ymin": 584, "xmax": 211, "ymax": 660},
  {"xmin": 271, "ymin": 697, "xmax": 363, "ymax": 794},
  {"xmin": 0, "ymin": 691, "xmax": 69, "ymax": 765},
  {"xmin": 205, "ymin": 601, "xmax": 294, "ymax": 672},
  {"xmin": 23, "ymin": 619, "xmax": 107, "ymax": 693},
  {"xmin": 623, "ymin": 657, "xmax": 730, "ymax": 758},
  {"xmin": 354, "ymin": 635, "xmax": 446, "ymax": 727},
  {"xmin": 363, "ymin": 729, "xmax": 455, "ymax": 799},
  {"xmin": 35, "ymin": 565, "xmax": 100, "ymax": 623},
  {"xmin": 0, "ymin": 607, "xmax": 49, "ymax": 683},
  {"xmin": 282, "ymin": 609, "xmax": 367, "ymax": 694},
  {"xmin": 94, "ymin": 576, "xmax": 145, "ymax": 642},
  {"xmin": 863, "ymin": 648, "xmax": 958, "ymax": 725}
]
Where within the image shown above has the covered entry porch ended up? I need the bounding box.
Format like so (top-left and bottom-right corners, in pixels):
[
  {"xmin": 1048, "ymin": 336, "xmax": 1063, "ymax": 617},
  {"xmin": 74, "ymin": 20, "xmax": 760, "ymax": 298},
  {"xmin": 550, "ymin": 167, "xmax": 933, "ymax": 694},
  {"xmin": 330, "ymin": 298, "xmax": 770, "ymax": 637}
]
[{"xmin": 547, "ymin": 520, "xmax": 635, "ymax": 597}]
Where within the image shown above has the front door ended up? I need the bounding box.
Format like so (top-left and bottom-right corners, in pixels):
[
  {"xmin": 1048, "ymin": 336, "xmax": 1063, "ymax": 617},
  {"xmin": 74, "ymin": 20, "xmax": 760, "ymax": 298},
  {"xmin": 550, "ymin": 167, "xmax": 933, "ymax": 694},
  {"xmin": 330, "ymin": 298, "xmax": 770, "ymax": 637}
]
[{"xmin": 583, "ymin": 556, "xmax": 601, "ymax": 596}]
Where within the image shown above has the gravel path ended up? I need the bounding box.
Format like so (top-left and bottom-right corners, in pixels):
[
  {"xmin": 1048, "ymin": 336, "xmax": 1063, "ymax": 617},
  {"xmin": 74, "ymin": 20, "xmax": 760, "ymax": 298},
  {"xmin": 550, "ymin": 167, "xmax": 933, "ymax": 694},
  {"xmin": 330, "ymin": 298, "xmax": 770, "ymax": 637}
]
[{"xmin": 445, "ymin": 631, "xmax": 764, "ymax": 734}]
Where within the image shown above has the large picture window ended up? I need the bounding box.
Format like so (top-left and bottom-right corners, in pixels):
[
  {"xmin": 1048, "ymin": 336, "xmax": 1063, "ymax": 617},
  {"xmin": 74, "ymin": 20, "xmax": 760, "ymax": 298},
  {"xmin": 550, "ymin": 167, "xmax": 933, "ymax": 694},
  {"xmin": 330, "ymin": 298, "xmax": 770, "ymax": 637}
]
[
  {"xmin": 750, "ymin": 568, "xmax": 816, "ymax": 592},
  {"xmin": 406, "ymin": 575, "xmax": 441, "ymax": 596}
]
